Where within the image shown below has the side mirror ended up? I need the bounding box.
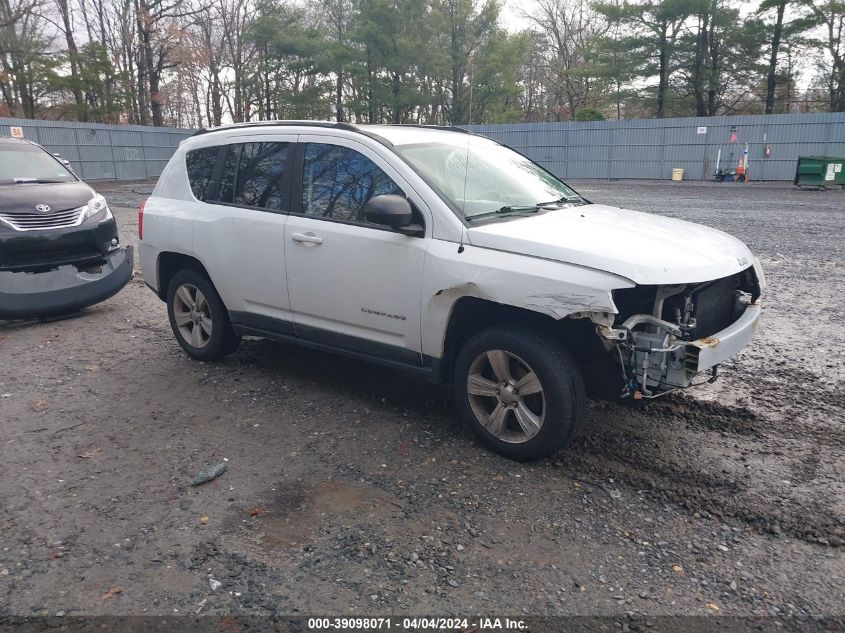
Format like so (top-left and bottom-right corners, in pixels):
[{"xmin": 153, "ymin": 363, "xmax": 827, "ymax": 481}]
[
  {"xmin": 53, "ymin": 153, "xmax": 71, "ymax": 168},
  {"xmin": 364, "ymin": 195, "xmax": 424, "ymax": 236},
  {"xmin": 365, "ymin": 194, "xmax": 412, "ymax": 226}
]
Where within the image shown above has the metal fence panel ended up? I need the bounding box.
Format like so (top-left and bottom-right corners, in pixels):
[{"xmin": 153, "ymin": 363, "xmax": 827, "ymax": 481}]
[
  {"xmin": 1, "ymin": 113, "xmax": 843, "ymax": 182},
  {"xmin": 0, "ymin": 117, "xmax": 193, "ymax": 181},
  {"xmin": 467, "ymin": 112, "xmax": 845, "ymax": 181},
  {"xmin": 114, "ymin": 161, "xmax": 149, "ymax": 180}
]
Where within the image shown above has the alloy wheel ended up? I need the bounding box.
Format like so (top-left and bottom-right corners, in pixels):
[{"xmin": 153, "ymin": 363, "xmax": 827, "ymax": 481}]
[
  {"xmin": 172, "ymin": 283, "xmax": 213, "ymax": 349},
  {"xmin": 466, "ymin": 349, "xmax": 545, "ymax": 443}
]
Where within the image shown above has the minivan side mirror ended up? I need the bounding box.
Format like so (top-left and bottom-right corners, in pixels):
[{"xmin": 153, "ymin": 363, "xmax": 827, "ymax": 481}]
[
  {"xmin": 53, "ymin": 153, "xmax": 72, "ymax": 168},
  {"xmin": 364, "ymin": 195, "xmax": 424, "ymax": 236}
]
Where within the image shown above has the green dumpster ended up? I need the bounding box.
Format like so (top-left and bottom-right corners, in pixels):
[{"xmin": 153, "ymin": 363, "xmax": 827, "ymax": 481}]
[{"xmin": 794, "ymin": 156, "xmax": 845, "ymax": 189}]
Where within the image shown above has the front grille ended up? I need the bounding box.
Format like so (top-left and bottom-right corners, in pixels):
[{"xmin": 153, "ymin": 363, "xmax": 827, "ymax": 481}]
[
  {"xmin": 614, "ymin": 266, "xmax": 760, "ymax": 340},
  {"xmin": 0, "ymin": 245, "xmax": 103, "ymax": 271},
  {"xmin": 0, "ymin": 207, "xmax": 83, "ymax": 230}
]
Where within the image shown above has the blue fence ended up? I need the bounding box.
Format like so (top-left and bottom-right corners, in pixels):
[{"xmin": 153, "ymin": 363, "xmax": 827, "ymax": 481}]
[
  {"xmin": 0, "ymin": 118, "xmax": 193, "ymax": 182},
  {"xmin": 467, "ymin": 112, "xmax": 845, "ymax": 181},
  {"xmin": 3, "ymin": 113, "xmax": 844, "ymax": 182}
]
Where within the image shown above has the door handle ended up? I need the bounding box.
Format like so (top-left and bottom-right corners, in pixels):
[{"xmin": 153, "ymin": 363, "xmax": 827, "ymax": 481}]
[{"xmin": 291, "ymin": 232, "xmax": 323, "ymax": 245}]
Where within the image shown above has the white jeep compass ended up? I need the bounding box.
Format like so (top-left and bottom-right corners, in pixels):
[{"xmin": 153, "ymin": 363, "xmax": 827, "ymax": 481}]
[{"xmin": 140, "ymin": 121, "xmax": 765, "ymax": 461}]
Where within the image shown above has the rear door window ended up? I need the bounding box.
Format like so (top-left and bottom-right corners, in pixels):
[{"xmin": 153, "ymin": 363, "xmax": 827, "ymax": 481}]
[
  {"xmin": 234, "ymin": 142, "xmax": 290, "ymax": 210},
  {"xmin": 212, "ymin": 142, "xmax": 290, "ymax": 210}
]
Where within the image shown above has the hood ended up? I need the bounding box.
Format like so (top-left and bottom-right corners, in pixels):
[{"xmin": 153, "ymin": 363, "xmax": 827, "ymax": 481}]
[
  {"xmin": 465, "ymin": 203, "xmax": 755, "ymax": 285},
  {"xmin": 0, "ymin": 181, "xmax": 94, "ymax": 215}
]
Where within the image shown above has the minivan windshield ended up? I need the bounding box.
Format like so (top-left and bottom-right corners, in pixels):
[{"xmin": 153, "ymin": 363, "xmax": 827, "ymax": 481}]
[
  {"xmin": 394, "ymin": 135, "xmax": 583, "ymax": 221},
  {"xmin": 0, "ymin": 144, "xmax": 76, "ymax": 184}
]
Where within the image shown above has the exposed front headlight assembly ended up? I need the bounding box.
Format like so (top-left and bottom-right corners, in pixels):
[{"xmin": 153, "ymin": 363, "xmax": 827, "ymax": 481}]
[{"xmin": 81, "ymin": 194, "xmax": 113, "ymax": 221}]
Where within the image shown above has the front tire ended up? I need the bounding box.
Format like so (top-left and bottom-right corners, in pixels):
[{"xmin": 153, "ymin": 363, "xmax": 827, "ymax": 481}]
[
  {"xmin": 166, "ymin": 269, "xmax": 240, "ymax": 361},
  {"xmin": 453, "ymin": 325, "xmax": 585, "ymax": 461}
]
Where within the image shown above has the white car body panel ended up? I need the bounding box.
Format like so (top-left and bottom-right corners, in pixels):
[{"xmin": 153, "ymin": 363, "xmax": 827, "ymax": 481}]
[
  {"xmin": 420, "ymin": 237, "xmax": 634, "ymax": 358},
  {"xmin": 190, "ymin": 132, "xmax": 297, "ymax": 321},
  {"xmin": 285, "ymin": 134, "xmax": 431, "ymax": 357},
  {"xmin": 466, "ymin": 204, "xmax": 754, "ymax": 285},
  {"xmin": 140, "ymin": 122, "xmax": 763, "ymax": 398}
]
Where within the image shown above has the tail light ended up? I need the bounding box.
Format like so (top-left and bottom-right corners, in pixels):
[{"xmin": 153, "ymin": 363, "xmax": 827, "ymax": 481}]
[{"xmin": 138, "ymin": 198, "xmax": 146, "ymax": 240}]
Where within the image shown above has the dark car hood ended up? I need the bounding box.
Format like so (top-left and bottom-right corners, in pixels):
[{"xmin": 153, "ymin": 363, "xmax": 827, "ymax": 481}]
[{"xmin": 0, "ymin": 181, "xmax": 94, "ymax": 214}]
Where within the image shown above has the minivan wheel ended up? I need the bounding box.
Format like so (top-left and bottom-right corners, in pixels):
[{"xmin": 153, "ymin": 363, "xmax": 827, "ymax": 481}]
[
  {"xmin": 166, "ymin": 269, "xmax": 240, "ymax": 361},
  {"xmin": 453, "ymin": 325, "xmax": 585, "ymax": 461}
]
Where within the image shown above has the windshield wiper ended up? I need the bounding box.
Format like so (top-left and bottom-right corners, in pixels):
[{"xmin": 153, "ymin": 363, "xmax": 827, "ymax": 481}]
[
  {"xmin": 465, "ymin": 206, "xmax": 542, "ymax": 222},
  {"xmin": 496, "ymin": 204, "xmax": 545, "ymax": 213},
  {"xmin": 466, "ymin": 194, "xmax": 584, "ymax": 222},
  {"xmin": 495, "ymin": 195, "xmax": 582, "ymax": 214},
  {"xmin": 537, "ymin": 195, "xmax": 583, "ymax": 205},
  {"xmin": 500, "ymin": 194, "xmax": 584, "ymax": 212}
]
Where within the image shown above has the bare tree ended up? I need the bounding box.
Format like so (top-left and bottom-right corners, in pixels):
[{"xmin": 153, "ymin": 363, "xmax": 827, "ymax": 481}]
[{"xmin": 525, "ymin": 0, "xmax": 609, "ymax": 120}]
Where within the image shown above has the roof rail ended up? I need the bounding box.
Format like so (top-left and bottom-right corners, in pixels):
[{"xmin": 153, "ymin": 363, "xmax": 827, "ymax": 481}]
[
  {"xmin": 379, "ymin": 124, "xmax": 471, "ymax": 134},
  {"xmin": 191, "ymin": 120, "xmax": 477, "ymax": 138},
  {"xmin": 191, "ymin": 120, "xmax": 361, "ymax": 137}
]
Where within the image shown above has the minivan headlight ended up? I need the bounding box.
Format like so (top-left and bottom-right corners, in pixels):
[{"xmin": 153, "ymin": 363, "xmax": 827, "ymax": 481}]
[{"xmin": 82, "ymin": 194, "xmax": 113, "ymax": 221}]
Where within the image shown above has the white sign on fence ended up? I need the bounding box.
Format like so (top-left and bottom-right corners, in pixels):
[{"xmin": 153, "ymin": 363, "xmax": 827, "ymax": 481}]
[
  {"xmin": 696, "ymin": 126, "xmax": 707, "ymax": 134},
  {"xmin": 9, "ymin": 126, "xmax": 23, "ymax": 138}
]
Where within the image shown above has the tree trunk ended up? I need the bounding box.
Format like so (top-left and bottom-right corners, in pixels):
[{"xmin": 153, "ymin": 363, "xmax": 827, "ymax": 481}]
[
  {"xmin": 366, "ymin": 45, "xmax": 374, "ymax": 122},
  {"xmin": 335, "ymin": 68, "xmax": 343, "ymax": 122},
  {"xmin": 693, "ymin": 13, "xmax": 709, "ymax": 116},
  {"xmin": 833, "ymin": 64, "xmax": 845, "ymax": 112},
  {"xmin": 765, "ymin": 0, "xmax": 785, "ymax": 114},
  {"xmin": 147, "ymin": 44, "xmax": 163, "ymax": 126},
  {"xmin": 134, "ymin": 0, "xmax": 150, "ymax": 125},
  {"xmin": 656, "ymin": 20, "xmax": 668, "ymax": 118},
  {"xmin": 391, "ymin": 72, "xmax": 400, "ymax": 124},
  {"xmin": 450, "ymin": 19, "xmax": 463, "ymax": 125},
  {"xmin": 451, "ymin": 64, "xmax": 463, "ymax": 124},
  {"xmin": 55, "ymin": 0, "xmax": 86, "ymax": 119},
  {"xmin": 211, "ymin": 68, "xmax": 223, "ymax": 126},
  {"xmin": 11, "ymin": 59, "xmax": 34, "ymax": 117},
  {"xmin": 706, "ymin": 12, "xmax": 719, "ymax": 116},
  {"xmin": 95, "ymin": 0, "xmax": 115, "ymax": 121}
]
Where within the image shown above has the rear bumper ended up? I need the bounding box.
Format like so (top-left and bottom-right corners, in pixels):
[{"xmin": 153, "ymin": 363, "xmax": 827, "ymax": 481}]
[
  {"xmin": 686, "ymin": 299, "xmax": 762, "ymax": 373},
  {"xmin": 0, "ymin": 245, "xmax": 133, "ymax": 319}
]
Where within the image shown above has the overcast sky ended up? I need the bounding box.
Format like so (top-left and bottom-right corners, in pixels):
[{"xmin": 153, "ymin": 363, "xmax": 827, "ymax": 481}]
[{"xmin": 500, "ymin": 0, "xmax": 531, "ymax": 32}]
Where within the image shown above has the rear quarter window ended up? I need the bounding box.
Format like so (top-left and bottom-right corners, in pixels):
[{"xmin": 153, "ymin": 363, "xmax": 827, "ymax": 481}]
[
  {"xmin": 185, "ymin": 147, "xmax": 219, "ymax": 200},
  {"xmin": 184, "ymin": 141, "xmax": 291, "ymax": 211}
]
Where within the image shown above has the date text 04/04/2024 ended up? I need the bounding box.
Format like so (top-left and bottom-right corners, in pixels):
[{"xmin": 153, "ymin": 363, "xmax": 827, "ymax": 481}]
[{"xmin": 306, "ymin": 617, "xmax": 528, "ymax": 630}]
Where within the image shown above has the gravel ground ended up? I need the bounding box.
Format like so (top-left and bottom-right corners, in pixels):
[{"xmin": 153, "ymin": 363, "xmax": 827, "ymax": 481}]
[{"xmin": 0, "ymin": 179, "xmax": 842, "ymax": 621}]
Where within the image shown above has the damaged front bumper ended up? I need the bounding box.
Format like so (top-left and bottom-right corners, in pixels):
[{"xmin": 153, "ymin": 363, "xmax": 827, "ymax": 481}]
[
  {"xmin": 599, "ymin": 297, "xmax": 762, "ymax": 397},
  {"xmin": 0, "ymin": 245, "xmax": 133, "ymax": 319},
  {"xmin": 597, "ymin": 256, "xmax": 765, "ymax": 399},
  {"xmin": 686, "ymin": 299, "xmax": 761, "ymax": 373}
]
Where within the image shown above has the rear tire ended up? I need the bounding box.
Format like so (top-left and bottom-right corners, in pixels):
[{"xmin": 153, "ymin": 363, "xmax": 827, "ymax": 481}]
[
  {"xmin": 453, "ymin": 324, "xmax": 585, "ymax": 461},
  {"xmin": 166, "ymin": 269, "xmax": 240, "ymax": 361}
]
